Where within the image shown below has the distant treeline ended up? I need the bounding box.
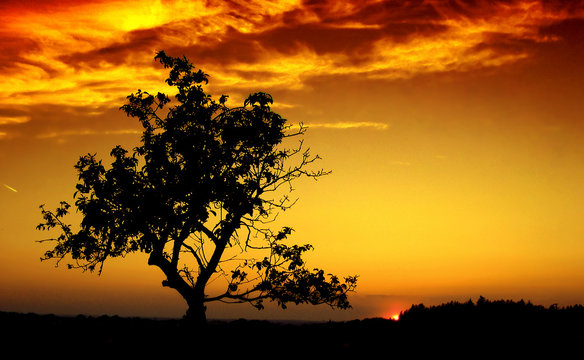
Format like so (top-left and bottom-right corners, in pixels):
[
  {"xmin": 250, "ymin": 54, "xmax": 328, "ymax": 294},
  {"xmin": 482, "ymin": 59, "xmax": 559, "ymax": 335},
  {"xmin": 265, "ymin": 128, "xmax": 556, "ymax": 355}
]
[
  {"xmin": 397, "ymin": 296, "xmax": 584, "ymax": 343},
  {"xmin": 2, "ymin": 297, "xmax": 583, "ymax": 355},
  {"xmin": 401, "ymin": 295, "xmax": 584, "ymax": 324}
]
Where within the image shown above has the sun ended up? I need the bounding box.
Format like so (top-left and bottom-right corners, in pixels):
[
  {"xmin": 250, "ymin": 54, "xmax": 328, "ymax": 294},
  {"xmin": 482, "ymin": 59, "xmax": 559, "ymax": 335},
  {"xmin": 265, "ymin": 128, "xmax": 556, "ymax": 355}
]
[{"xmin": 383, "ymin": 308, "xmax": 403, "ymax": 321}]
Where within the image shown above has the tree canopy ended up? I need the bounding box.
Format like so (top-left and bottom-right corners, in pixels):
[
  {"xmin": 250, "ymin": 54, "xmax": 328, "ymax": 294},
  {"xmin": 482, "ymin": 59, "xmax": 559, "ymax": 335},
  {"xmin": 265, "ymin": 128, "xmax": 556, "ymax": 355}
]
[{"xmin": 37, "ymin": 51, "xmax": 357, "ymax": 324}]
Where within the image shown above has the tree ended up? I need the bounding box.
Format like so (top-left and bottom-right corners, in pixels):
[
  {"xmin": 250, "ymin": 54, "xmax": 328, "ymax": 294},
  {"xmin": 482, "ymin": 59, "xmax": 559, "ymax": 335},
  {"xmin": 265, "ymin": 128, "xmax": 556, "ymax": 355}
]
[{"xmin": 37, "ymin": 51, "xmax": 357, "ymax": 325}]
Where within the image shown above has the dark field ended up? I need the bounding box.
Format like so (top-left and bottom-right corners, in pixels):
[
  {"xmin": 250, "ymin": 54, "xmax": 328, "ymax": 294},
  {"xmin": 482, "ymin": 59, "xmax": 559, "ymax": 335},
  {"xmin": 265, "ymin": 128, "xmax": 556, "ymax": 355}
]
[{"xmin": 3, "ymin": 298, "xmax": 584, "ymax": 356}]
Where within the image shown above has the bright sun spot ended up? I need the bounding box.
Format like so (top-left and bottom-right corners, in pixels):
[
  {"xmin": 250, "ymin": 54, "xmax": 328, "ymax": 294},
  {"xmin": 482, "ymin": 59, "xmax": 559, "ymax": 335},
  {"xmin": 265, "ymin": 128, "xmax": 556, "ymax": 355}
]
[{"xmin": 390, "ymin": 314, "xmax": 400, "ymax": 321}]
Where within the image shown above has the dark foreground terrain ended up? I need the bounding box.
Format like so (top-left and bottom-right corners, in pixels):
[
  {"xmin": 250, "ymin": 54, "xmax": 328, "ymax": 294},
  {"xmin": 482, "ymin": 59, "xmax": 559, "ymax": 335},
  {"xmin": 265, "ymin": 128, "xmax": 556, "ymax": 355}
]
[{"xmin": 2, "ymin": 297, "xmax": 584, "ymax": 356}]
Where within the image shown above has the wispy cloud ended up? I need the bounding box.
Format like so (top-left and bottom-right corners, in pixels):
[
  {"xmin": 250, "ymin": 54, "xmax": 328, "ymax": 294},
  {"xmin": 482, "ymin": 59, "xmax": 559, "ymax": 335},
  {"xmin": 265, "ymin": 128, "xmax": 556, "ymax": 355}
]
[
  {"xmin": 306, "ymin": 121, "xmax": 389, "ymax": 130},
  {"xmin": 3, "ymin": 183, "xmax": 18, "ymax": 192},
  {"xmin": 36, "ymin": 128, "xmax": 141, "ymax": 139},
  {"xmin": 391, "ymin": 161, "xmax": 411, "ymax": 166},
  {"xmin": 0, "ymin": 116, "xmax": 31, "ymax": 125}
]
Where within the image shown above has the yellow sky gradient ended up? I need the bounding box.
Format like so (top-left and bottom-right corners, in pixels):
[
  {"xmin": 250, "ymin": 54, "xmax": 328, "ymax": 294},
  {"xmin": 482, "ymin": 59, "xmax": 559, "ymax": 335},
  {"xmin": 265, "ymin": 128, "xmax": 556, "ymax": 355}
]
[{"xmin": 1, "ymin": 0, "xmax": 584, "ymax": 321}]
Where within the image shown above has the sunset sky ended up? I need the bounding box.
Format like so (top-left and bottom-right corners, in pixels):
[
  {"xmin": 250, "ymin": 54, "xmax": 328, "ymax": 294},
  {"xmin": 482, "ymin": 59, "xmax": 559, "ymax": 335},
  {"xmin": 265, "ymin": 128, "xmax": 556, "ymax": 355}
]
[{"xmin": 1, "ymin": 0, "xmax": 584, "ymax": 321}]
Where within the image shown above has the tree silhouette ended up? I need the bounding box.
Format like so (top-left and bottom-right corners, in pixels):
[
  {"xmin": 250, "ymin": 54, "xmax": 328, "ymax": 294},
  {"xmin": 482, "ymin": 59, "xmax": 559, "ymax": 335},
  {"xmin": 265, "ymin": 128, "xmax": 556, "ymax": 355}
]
[{"xmin": 37, "ymin": 51, "xmax": 357, "ymax": 325}]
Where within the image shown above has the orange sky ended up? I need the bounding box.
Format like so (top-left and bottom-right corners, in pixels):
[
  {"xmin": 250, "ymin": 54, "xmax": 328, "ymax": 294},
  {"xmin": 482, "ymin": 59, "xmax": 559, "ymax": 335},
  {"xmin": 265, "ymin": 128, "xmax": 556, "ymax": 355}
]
[{"xmin": 1, "ymin": 0, "xmax": 584, "ymax": 321}]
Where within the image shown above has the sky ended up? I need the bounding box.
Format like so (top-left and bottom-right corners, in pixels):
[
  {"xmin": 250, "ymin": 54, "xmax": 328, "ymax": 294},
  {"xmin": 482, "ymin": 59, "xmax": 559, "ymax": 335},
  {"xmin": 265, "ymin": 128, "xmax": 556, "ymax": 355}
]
[{"xmin": 1, "ymin": 0, "xmax": 584, "ymax": 321}]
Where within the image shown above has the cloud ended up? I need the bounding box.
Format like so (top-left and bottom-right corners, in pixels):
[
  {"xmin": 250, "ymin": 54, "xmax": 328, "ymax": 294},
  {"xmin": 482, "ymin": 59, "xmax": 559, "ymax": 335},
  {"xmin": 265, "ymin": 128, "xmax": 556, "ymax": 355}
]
[
  {"xmin": 0, "ymin": 36, "xmax": 47, "ymax": 75},
  {"xmin": 539, "ymin": 17, "xmax": 584, "ymax": 43},
  {"xmin": 0, "ymin": 115, "xmax": 31, "ymax": 125},
  {"xmin": 0, "ymin": 103, "xmax": 137, "ymax": 140},
  {"xmin": 338, "ymin": 0, "xmax": 443, "ymax": 24},
  {"xmin": 7, "ymin": 0, "xmax": 563, "ymax": 75},
  {"xmin": 143, "ymin": 1, "xmax": 584, "ymax": 84},
  {"xmin": 36, "ymin": 128, "xmax": 141, "ymax": 139},
  {"xmin": 58, "ymin": 28, "xmax": 163, "ymax": 70},
  {"xmin": 1, "ymin": 0, "xmax": 584, "ymax": 139},
  {"xmin": 306, "ymin": 121, "xmax": 389, "ymax": 130},
  {"xmin": 391, "ymin": 161, "xmax": 412, "ymax": 166},
  {"xmin": 2, "ymin": 184, "xmax": 18, "ymax": 193},
  {"xmin": 540, "ymin": 0, "xmax": 584, "ymax": 13}
]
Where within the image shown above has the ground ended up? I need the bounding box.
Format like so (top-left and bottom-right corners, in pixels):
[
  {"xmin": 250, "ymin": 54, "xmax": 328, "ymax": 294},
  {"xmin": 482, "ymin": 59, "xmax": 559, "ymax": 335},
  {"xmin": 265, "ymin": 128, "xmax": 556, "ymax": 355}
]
[{"xmin": 3, "ymin": 299, "xmax": 583, "ymax": 356}]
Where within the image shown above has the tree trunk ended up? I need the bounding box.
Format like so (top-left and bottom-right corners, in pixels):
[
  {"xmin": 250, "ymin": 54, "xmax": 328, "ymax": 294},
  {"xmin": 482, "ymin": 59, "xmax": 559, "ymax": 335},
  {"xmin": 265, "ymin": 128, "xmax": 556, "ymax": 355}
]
[
  {"xmin": 183, "ymin": 294, "xmax": 207, "ymax": 328},
  {"xmin": 148, "ymin": 249, "xmax": 208, "ymax": 328}
]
